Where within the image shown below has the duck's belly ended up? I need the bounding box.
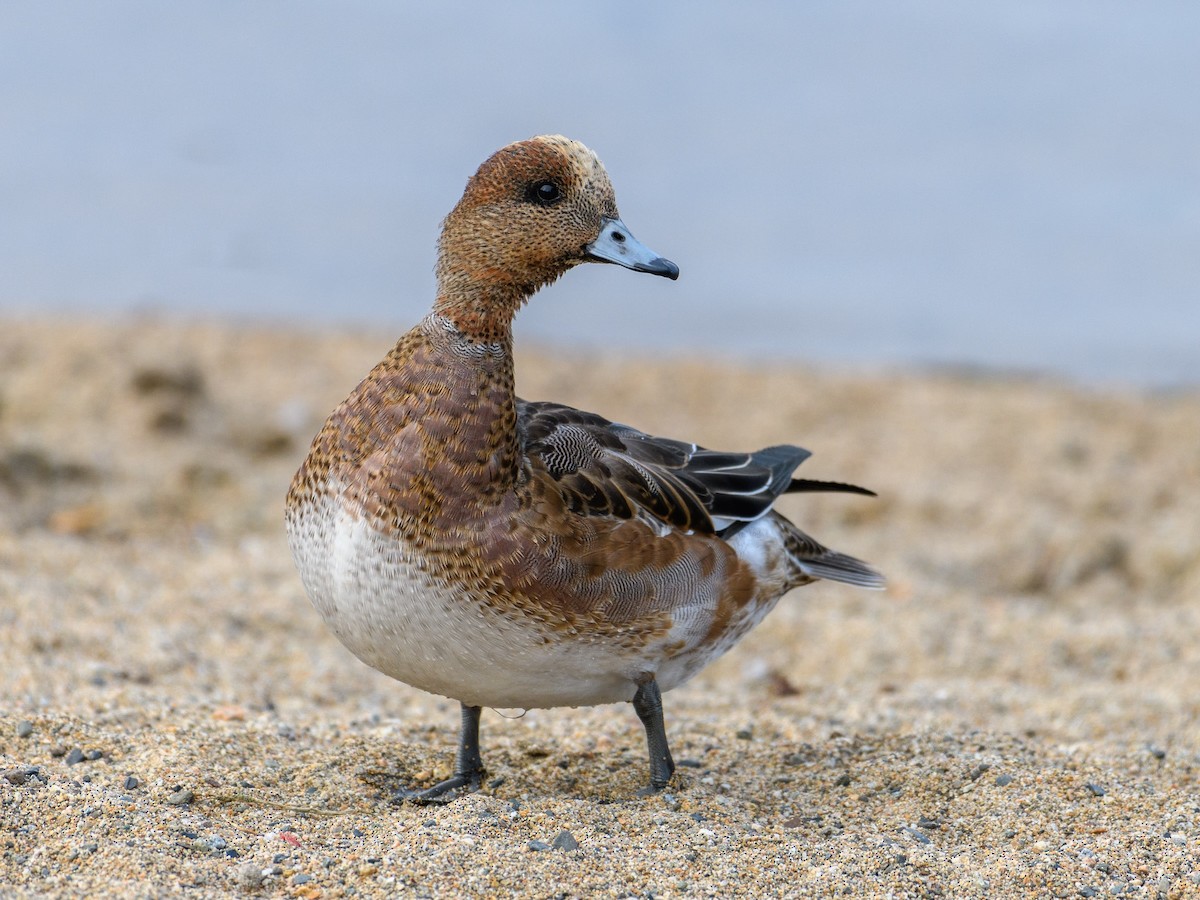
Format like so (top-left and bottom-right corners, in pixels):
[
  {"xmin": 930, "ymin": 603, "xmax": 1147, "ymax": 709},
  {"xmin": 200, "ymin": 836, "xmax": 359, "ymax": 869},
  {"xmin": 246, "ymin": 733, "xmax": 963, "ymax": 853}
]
[{"xmin": 287, "ymin": 494, "xmax": 655, "ymax": 709}]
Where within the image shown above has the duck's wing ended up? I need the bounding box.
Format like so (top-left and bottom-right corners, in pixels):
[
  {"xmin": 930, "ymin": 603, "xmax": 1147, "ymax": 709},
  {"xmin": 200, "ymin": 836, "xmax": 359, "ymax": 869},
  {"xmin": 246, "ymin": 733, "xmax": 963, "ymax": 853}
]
[{"xmin": 518, "ymin": 401, "xmax": 873, "ymax": 538}]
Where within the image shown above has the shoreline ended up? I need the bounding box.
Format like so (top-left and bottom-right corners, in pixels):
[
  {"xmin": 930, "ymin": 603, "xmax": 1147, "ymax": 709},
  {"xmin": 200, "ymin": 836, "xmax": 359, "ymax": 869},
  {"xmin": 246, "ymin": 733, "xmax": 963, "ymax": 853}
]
[{"xmin": 2, "ymin": 315, "xmax": 1198, "ymax": 897}]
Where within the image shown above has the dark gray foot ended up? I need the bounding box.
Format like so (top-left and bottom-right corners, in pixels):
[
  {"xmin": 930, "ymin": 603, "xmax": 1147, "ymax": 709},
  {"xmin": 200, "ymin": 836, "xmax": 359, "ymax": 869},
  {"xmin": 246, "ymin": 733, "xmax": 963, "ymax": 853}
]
[
  {"xmin": 393, "ymin": 704, "xmax": 486, "ymax": 806},
  {"xmin": 632, "ymin": 677, "xmax": 675, "ymax": 793}
]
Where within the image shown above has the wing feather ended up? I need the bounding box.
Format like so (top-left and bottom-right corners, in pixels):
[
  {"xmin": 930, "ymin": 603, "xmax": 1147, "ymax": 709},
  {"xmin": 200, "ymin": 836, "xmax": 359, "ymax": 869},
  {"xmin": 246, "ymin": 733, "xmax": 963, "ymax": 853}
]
[{"xmin": 519, "ymin": 401, "xmax": 874, "ymax": 538}]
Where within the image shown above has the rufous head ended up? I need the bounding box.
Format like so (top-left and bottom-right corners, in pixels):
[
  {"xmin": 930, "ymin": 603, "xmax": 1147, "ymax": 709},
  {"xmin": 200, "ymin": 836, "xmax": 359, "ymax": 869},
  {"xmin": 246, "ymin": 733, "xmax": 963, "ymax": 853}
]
[{"xmin": 434, "ymin": 136, "xmax": 677, "ymax": 336}]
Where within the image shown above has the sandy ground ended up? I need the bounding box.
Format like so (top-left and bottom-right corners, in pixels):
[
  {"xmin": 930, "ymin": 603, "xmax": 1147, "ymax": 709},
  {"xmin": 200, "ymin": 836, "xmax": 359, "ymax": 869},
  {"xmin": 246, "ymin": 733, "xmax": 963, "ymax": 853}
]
[{"xmin": 2, "ymin": 315, "xmax": 1199, "ymax": 899}]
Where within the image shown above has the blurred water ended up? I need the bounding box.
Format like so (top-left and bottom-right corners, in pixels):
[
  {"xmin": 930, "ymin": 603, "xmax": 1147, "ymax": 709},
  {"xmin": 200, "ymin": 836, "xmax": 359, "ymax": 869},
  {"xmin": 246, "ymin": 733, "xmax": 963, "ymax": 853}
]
[{"xmin": 3, "ymin": 1, "xmax": 1198, "ymax": 386}]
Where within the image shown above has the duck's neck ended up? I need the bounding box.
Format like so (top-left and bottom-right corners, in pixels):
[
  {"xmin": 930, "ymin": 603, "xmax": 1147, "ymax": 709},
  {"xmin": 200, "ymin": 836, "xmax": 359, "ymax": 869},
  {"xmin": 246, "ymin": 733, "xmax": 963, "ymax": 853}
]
[
  {"xmin": 432, "ymin": 272, "xmax": 534, "ymax": 347},
  {"xmin": 385, "ymin": 310, "xmax": 522, "ymax": 501}
]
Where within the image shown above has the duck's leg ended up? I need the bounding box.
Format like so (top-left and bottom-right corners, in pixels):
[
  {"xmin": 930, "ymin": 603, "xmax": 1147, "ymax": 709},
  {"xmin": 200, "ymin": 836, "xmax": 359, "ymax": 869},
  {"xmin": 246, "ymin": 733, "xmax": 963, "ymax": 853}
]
[
  {"xmin": 400, "ymin": 703, "xmax": 486, "ymax": 805},
  {"xmin": 632, "ymin": 677, "xmax": 676, "ymax": 794}
]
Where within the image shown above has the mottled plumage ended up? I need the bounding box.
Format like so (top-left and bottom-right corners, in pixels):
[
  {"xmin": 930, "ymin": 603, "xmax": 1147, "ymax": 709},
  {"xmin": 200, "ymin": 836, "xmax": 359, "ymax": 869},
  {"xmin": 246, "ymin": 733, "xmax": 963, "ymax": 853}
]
[{"xmin": 285, "ymin": 135, "xmax": 883, "ymax": 800}]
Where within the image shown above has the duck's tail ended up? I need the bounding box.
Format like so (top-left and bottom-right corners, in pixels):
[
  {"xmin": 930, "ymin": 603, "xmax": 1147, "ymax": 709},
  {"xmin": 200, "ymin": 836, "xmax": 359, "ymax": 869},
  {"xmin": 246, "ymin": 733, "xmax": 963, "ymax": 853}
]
[{"xmin": 780, "ymin": 518, "xmax": 886, "ymax": 590}]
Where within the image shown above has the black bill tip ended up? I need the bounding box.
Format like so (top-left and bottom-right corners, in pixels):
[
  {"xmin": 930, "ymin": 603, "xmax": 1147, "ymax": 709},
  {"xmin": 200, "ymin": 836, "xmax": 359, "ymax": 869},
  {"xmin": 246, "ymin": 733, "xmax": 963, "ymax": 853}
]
[{"xmin": 634, "ymin": 257, "xmax": 680, "ymax": 280}]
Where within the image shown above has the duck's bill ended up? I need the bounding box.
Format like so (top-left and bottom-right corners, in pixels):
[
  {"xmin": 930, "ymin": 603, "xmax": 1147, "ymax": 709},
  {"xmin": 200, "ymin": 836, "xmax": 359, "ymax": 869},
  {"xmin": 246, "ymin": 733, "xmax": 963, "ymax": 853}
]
[{"xmin": 585, "ymin": 217, "xmax": 679, "ymax": 280}]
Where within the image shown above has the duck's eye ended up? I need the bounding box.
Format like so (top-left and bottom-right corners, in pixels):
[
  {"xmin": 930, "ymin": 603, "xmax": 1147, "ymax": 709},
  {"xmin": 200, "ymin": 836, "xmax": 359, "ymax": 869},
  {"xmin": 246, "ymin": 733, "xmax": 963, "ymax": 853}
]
[{"xmin": 526, "ymin": 181, "xmax": 562, "ymax": 206}]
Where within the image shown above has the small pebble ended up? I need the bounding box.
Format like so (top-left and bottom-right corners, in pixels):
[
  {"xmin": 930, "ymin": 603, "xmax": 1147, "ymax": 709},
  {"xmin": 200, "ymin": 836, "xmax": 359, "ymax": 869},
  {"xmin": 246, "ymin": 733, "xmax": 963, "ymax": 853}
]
[
  {"xmin": 1085, "ymin": 782, "xmax": 1106, "ymax": 797},
  {"xmin": 292, "ymin": 873, "xmax": 312, "ymax": 885},
  {"xmin": 487, "ymin": 775, "xmax": 506, "ymax": 789},
  {"xmin": 995, "ymin": 774, "xmax": 1014, "ymax": 786},
  {"xmin": 527, "ymin": 840, "xmax": 551, "ymax": 852},
  {"xmin": 16, "ymin": 720, "xmax": 33, "ymax": 738},
  {"xmin": 84, "ymin": 749, "xmax": 104, "ymax": 761},
  {"xmin": 49, "ymin": 745, "xmax": 67, "ymax": 758},
  {"xmin": 902, "ymin": 827, "xmax": 931, "ymax": 845},
  {"xmin": 1147, "ymin": 745, "xmax": 1166, "ymax": 760},
  {"xmin": 551, "ymin": 829, "xmax": 579, "ymax": 851},
  {"xmin": 735, "ymin": 727, "xmax": 753, "ymax": 740},
  {"xmin": 64, "ymin": 748, "xmax": 85, "ymax": 765},
  {"xmin": 834, "ymin": 773, "xmax": 851, "ymax": 787},
  {"xmin": 233, "ymin": 863, "xmax": 264, "ymax": 889},
  {"xmin": 677, "ymin": 758, "xmax": 703, "ymax": 769},
  {"xmin": 124, "ymin": 775, "xmax": 140, "ymax": 790},
  {"xmin": 166, "ymin": 788, "xmax": 195, "ymax": 806}
]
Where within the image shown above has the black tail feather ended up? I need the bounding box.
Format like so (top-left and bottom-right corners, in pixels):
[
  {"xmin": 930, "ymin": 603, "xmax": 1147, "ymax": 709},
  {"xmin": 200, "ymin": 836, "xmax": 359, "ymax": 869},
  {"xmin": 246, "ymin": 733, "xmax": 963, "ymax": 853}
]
[{"xmin": 787, "ymin": 478, "xmax": 877, "ymax": 498}]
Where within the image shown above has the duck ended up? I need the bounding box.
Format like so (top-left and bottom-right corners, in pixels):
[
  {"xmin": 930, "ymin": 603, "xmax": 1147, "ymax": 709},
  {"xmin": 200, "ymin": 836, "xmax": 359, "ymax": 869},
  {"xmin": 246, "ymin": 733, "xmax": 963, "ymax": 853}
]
[{"xmin": 285, "ymin": 134, "xmax": 883, "ymax": 802}]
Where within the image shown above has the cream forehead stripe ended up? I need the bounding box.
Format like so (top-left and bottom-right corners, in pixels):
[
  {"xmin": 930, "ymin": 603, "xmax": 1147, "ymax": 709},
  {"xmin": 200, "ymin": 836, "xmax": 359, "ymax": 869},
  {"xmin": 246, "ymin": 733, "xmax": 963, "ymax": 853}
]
[{"xmin": 521, "ymin": 134, "xmax": 609, "ymax": 191}]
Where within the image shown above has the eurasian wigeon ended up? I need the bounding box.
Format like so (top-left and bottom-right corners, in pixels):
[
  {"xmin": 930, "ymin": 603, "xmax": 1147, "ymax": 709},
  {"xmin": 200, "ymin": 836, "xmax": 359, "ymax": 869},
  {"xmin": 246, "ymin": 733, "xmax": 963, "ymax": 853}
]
[{"xmin": 286, "ymin": 135, "xmax": 883, "ymax": 802}]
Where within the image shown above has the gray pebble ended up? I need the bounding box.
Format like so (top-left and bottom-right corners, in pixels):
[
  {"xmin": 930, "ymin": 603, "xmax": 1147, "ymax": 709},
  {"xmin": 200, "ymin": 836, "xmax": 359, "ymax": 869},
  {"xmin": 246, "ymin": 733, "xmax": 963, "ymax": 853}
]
[
  {"xmin": 902, "ymin": 827, "xmax": 931, "ymax": 845},
  {"xmin": 834, "ymin": 773, "xmax": 851, "ymax": 787},
  {"xmin": 1085, "ymin": 782, "xmax": 1106, "ymax": 797},
  {"xmin": 16, "ymin": 721, "xmax": 33, "ymax": 738},
  {"xmin": 166, "ymin": 788, "xmax": 195, "ymax": 806},
  {"xmin": 209, "ymin": 836, "xmax": 227, "ymax": 850},
  {"xmin": 233, "ymin": 863, "xmax": 264, "ymax": 889},
  {"xmin": 84, "ymin": 749, "xmax": 104, "ymax": 761},
  {"xmin": 995, "ymin": 774, "xmax": 1014, "ymax": 786},
  {"xmin": 124, "ymin": 775, "xmax": 140, "ymax": 790},
  {"xmin": 551, "ymin": 829, "xmax": 579, "ymax": 851},
  {"xmin": 735, "ymin": 727, "xmax": 753, "ymax": 740},
  {"xmin": 292, "ymin": 873, "xmax": 312, "ymax": 885},
  {"xmin": 487, "ymin": 775, "xmax": 506, "ymax": 789},
  {"xmin": 527, "ymin": 840, "xmax": 551, "ymax": 852},
  {"xmin": 49, "ymin": 745, "xmax": 67, "ymax": 758},
  {"xmin": 64, "ymin": 748, "xmax": 85, "ymax": 765}
]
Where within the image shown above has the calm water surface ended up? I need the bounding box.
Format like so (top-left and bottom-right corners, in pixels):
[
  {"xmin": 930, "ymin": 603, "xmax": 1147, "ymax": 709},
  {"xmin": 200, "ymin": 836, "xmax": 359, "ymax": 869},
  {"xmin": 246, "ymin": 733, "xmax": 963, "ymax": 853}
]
[{"xmin": 3, "ymin": 2, "xmax": 1198, "ymax": 386}]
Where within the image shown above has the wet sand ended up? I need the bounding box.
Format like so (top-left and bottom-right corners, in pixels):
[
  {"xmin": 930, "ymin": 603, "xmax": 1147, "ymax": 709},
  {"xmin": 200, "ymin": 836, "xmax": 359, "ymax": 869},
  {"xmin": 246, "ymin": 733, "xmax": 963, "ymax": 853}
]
[{"xmin": 2, "ymin": 316, "xmax": 1199, "ymax": 898}]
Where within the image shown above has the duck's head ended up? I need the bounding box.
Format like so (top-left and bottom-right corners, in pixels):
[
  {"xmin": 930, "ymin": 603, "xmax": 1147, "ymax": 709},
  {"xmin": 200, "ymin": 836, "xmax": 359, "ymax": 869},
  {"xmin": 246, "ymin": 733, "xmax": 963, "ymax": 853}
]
[{"xmin": 435, "ymin": 136, "xmax": 677, "ymax": 331}]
